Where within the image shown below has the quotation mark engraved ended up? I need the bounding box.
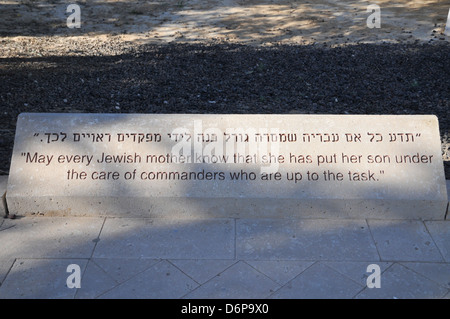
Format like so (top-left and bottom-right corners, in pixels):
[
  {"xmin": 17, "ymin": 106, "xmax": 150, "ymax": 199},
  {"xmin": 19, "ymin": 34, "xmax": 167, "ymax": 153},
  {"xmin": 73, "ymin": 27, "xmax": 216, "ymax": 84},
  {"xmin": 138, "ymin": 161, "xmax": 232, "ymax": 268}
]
[
  {"xmin": 32, "ymin": 132, "xmax": 43, "ymax": 142},
  {"xmin": 32, "ymin": 132, "xmax": 68, "ymax": 143}
]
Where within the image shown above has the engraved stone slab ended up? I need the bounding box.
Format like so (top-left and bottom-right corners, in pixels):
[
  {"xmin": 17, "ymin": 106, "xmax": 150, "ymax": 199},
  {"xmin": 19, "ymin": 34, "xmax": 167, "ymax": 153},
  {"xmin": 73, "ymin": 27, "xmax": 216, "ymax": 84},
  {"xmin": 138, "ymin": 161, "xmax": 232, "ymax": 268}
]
[{"xmin": 6, "ymin": 113, "xmax": 448, "ymax": 219}]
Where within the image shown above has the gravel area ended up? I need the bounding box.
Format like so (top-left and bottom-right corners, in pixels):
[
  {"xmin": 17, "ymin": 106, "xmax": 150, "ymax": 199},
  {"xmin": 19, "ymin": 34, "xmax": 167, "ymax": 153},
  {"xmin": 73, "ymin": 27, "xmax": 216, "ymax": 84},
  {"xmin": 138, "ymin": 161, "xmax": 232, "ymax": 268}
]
[{"xmin": 0, "ymin": 40, "xmax": 449, "ymax": 179}]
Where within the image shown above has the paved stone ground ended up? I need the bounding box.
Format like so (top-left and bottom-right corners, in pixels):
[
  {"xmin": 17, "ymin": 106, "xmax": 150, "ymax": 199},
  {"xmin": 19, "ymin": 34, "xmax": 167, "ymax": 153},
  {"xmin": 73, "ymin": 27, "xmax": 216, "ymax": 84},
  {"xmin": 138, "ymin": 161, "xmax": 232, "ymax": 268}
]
[{"xmin": 0, "ymin": 176, "xmax": 448, "ymax": 299}]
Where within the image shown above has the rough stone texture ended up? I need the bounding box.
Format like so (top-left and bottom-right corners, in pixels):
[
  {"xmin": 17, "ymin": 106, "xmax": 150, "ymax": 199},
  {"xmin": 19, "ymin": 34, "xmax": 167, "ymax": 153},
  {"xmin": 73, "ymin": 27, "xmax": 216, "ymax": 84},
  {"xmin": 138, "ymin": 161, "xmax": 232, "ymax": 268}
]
[
  {"xmin": 236, "ymin": 219, "xmax": 379, "ymax": 261},
  {"xmin": 6, "ymin": 113, "xmax": 448, "ymax": 219},
  {"xmin": 0, "ymin": 216, "xmax": 449, "ymax": 299},
  {"xmin": 424, "ymin": 220, "xmax": 450, "ymax": 262},
  {"xmin": 0, "ymin": 217, "xmax": 104, "ymax": 259},
  {"xmin": 93, "ymin": 218, "xmax": 235, "ymax": 259},
  {"xmin": 97, "ymin": 260, "xmax": 199, "ymax": 299},
  {"xmin": 0, "ymin": 258, "xmax": 88, "ymax": 299},
  {"xmin": 183, "ymin": 261, "xmax": 279, "ymax": 299},
  {"xmin": 355, "ymin": 263, "xmax": 449, "ymax": 299},
  {"xmin": 323, "ymin": 261, "xmax": 392, "ymax": 287},
  {"xmin": 0, "ymin": 259, "xmax": 15, "ymax": 285},
  {"xmin": 269, "ymin": 263, "xmax": 363, "ymax": 299},
  {"xmin": 169, "ymin": 260, "xmax": 237, "ymax": 284},
  {"xmin": 400, "ymin": 262, "xmax": 450, "ymax": 290},
  {"xmin": 245, "ymin": 260, "xmax": 314, "ymax": 286},
  {"xmin": 368, "ymin": 220, "xmax": 444, "ymax": 262}
]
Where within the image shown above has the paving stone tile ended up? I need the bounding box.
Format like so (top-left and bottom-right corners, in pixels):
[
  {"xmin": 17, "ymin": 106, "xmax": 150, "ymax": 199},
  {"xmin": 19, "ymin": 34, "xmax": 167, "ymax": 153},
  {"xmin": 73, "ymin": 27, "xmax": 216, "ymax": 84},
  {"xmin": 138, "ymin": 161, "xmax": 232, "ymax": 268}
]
[
  {"xmin": 98, "ymin": 260, "xmax": 198, "ymax": 299},
  {"xmin": 270, "ymin": 263, "xmax": 362, "ymax": 299},
  {"xmin": 323, "ymin": 261, "xmax": 392, "ymax": 287},
  {"xmin": 0, "ymin": 258, "xmax": 87, "ymax": 299},
  {"xmin": 400, "ymin": 262, "xmax": 450, "ymax": 289},
  {"xmin": 424, "ymin": 221, "xmax": 450, "ymax": 262},
  {"xmin": 94, "ymin": 218, "xmax": 234, "ymax": 259},
  {"xmin": 368, "ymin": 220, "xmax": 443, "ymax": 262},
  {"xmin": 77, "ymin": 258, "xmax": 161, "ymax": 299},
  {"xmin": 184, "ymin": 261, "xmax": 279, "ymax": 299},
  {"xmin": 169, "ymin": 260, "xmax": 237, "ymax": 284},
  {"xmin": 75, "ymin": 260, "xmax": 117, "ymax": 299},
  {"xmin": 0, "ymin": 258, "xmax": 15, "ymax": 284},
  {"xmin": 0, "ymin": 217, "xmax": 104, "ymax": 259},
  {"xmin": 92, "ymin": 258, "xmax": 160, "ymax": 284},
  {"xmin": 355, "ymin": 263, "xmax": 448, "ymax": 299},
  {"xmin": 236, "ymin": 219, "xmax": 378, "ymax": 261},
  {"xmin": 245, "ymin": 260, "xmax": 314, "ymax": 285}
]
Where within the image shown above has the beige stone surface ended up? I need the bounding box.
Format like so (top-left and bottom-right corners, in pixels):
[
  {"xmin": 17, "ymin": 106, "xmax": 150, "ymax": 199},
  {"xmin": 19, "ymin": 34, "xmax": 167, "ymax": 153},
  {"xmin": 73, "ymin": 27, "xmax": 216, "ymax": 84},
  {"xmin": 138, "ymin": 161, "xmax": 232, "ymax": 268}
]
[{"xmin": 6, "ymin": 113, "xmax": 448, "ymax": 219}]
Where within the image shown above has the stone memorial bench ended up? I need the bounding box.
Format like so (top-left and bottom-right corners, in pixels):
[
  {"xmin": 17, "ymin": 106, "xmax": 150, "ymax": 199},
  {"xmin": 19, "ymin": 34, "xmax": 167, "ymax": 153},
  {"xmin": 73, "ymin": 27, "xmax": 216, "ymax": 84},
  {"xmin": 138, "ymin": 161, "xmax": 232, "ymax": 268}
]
[{"xmin": 4, "ymin": 113, "xmax": 448, "ymax": 219}]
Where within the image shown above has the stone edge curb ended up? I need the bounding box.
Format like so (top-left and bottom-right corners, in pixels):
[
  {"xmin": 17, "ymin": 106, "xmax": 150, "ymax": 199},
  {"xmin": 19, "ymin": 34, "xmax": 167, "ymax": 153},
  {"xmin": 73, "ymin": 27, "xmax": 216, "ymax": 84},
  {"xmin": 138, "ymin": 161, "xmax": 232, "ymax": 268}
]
[{"xmin": 1, "ymin": 175, "xmax": 449, "ymax": 220}]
